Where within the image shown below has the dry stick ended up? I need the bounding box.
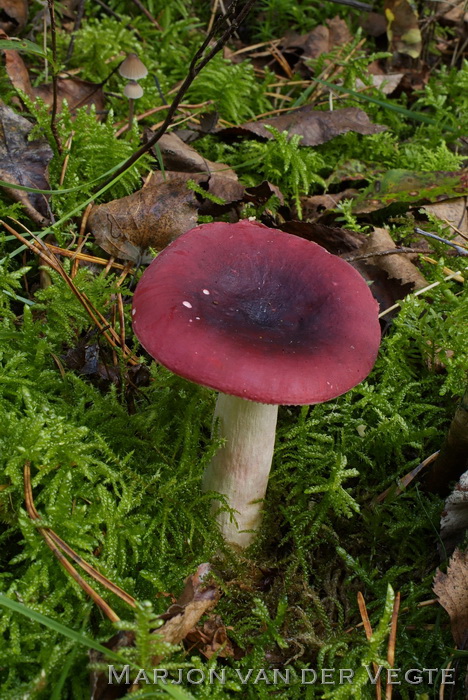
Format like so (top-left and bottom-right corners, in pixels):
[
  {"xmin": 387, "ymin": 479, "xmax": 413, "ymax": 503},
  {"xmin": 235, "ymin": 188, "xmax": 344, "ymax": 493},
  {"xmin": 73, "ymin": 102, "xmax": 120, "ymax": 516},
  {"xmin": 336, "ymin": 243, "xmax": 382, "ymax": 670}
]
[
  {"xmin": 344, "ymin": 247, "xmax": 431, "ymax": 262},
  {"xmin": 24, "ymin": 463, "xmax": 136, "ymax": 610},
  {"xmin": 385, "ymin": 593, "xmax": 401, "ymax": 700},
  {"xmin": 59, "ymin": 131, "xmax": 75, "ymax": 186},
  {"xmin": 43, "ymin": 241, "xmax": 128, "ymax": 271},
  {"xmin": 71, "ymin": 202, "xmax": 94, "ymax": 278},
  {"xmin": 129, "ymin": 0, "xmax": 162, "ymax": 30},
  {"xmin": 207, "ymin": 0, "xmax": 220, "ymax": 34},
  {"xmin": 415, "ymin": 227, "xmax": 468, "ymax": 256},
  {"xmin": 357, "ymin": 592, "xmax": 382, "ymax": 700},
  {"xmin": 46, "ymin": 0, "xmax": 62, "ymax": 155},
  {"xmin": 375, "ymin": 451, "xmax": 439, "ymax": 503},
  {"xmin": 24, "ymin": 463, "xmax": 120, "ymax": 623},
  {"xmin": 97, "ymin": 0, "xmax": 258, "ymax": 191}
]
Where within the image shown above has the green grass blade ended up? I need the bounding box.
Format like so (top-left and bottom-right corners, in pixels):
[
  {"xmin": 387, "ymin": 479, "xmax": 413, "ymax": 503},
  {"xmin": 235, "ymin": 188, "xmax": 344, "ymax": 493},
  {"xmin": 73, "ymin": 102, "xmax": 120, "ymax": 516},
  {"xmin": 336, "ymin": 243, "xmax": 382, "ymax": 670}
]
[
  {"xmin": 0, "ymin": 593, "xmax": 125, "ymax": 662},
  {"xmin": 0, "ymin": 39, "xmax": 47, "ymax": 57}
]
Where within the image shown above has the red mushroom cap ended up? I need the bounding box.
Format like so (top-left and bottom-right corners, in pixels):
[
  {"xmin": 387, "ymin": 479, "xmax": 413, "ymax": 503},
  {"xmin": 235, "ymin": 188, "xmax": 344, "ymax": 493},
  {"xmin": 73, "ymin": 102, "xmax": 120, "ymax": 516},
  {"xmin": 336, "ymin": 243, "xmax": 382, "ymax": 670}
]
[{"xmin": 132, "ymin": 221, "xmax": 381, "ymax": 405}]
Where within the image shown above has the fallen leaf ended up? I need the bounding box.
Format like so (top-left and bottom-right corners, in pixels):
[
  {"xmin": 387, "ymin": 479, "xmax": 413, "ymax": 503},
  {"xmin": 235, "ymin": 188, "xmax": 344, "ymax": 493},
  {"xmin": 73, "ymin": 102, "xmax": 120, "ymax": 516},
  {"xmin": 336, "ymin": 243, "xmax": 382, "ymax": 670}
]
[
  {"xmin": 440, "ymin": 470, "xmax": 468, "ymax": 557},
  {"xmin": 244, "ymin": 180, "xmax": 284, "ymax": 206},
  {"xmin": 360, "ymin": 12, "xmax": 388, "ymax": 37},
  {"xmin": 357, "ymin": 227, "xmax": 427, "ymax": 289},
  {"xmin": 300, "ymin": 190, "xmax": 359, "ymax": 220},
  {"xmin": 88, "ymin": 182, "xmax": 198, "ymax": 263},
  {"xmin": 354, "ymin": 169, "xmax": 468, "ymax": 213},
  {"xmin": 355, "ymin": 73, "xmax": 404, "ymax": 95},
  {"xmin": 157, "ymin": 132, "xmax": 237, "ymax": 180},
  {"xmin": 217, "ymin": 105, "xmax": 386, "ymax": 146},
  {"xmin": 281, "ymin": 17, "xmax": 352, "ymax": 63},
  {"xmin": 433, "ymin": 548, "xmax": 468, "ymax": 648},
  {"xmin": 384, "ymin": 0, "xmax": 422, "ymax": 59},
  {"xmin": 147, "ymin": 171, "xmax": 245, "ymax": 213},
  {"xmin": 0, "ymin": 101, "xmax": 53, "ymax": 225},
  {"xmin": 421, "ymin": 198, "xmax": 468, "ymax": 246},
  {"xmin": 155, "ymin": 563, "xmax": 221, "ymax": 653},
  {"xmin": 90, "ymin": 564, "xmax": 221, "ymax": 699},
  {"xmin": 185, "ymin": 614, "xmax": 235, "ymax": 658},
  {"xmin": 4, "ymin": 50, "xmax": 105, "ymax": 114},
  {"xmin": 0, "ymin": 0, "xmax": 27, "ymax": 35},
  {"xmin": 441, "ymin": 1, "xmax": 468, "ymax": 24}
]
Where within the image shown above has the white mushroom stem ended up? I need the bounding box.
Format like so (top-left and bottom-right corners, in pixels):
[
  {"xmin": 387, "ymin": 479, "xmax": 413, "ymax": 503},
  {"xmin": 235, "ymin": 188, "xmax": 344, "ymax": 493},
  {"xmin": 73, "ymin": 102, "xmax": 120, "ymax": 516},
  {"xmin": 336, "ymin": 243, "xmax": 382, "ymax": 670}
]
[{"xmin": 202, "ymin": 393, "xmax": 278, "ymax": 549}]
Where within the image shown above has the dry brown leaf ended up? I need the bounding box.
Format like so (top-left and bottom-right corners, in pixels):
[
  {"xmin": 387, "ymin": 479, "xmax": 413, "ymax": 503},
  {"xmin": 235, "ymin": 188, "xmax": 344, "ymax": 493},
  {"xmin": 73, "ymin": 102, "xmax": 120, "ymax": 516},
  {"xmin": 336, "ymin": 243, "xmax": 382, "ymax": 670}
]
[
  {"xmin": 4, "ymin": 50, "xmax": 105, "ymax": 114},
  {"xmin": 422, "ymin": 198, "xmax": 468, "ymax": 245},
  {"xmin": 433, "ymin": 549, "xmax": 468, "ymax": 648},
  {"xmin": 0, "ymin": 101, "xmax": 52, "ymax": 225},
  {"xmin": 217, "ymin": 105, "xmax": 386, "ymax": 146},
  {"xmin": 0, "ymin": 0, "xmax": 27, "ymax": 35},
  {"xmin": 88, "ymin": 182, "xmax": 198, "ymax": 263},
  {"xmin": 155, "ymin": 563, "xmax": 221, "ymax": 651},
  {"xmin": 157, "ymin": 132, "xmax": 237, "ymax": 180},
  {"xmin": 281, "ymin": 17, "xmax": 352, "ymax": 63},
  {"xmin": 442, "ymin": 1, "xmax": 468, "ymax": 24},
  {"xmin": 185, "ymin": 614, "xmax": 235, "ymax": 659},
  {"xmin": 359, "ymin": 227, "xmax": 427, "ymax": 289},
  {"xmin": 356, "ymin": 73, "xmax": 404, "ymax": 95},
  {"xmin": 147, "ymin": 171, "xmax": 245, "ymax": 212}
]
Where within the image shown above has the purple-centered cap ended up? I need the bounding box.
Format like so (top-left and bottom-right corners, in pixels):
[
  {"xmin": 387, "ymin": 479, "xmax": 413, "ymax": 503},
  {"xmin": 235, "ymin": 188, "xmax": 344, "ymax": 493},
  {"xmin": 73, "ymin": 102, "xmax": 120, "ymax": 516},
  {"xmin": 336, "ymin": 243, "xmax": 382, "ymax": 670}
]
[{"xmin": 132, "ymin": 221, "xmax": 381, "ymax": 405}]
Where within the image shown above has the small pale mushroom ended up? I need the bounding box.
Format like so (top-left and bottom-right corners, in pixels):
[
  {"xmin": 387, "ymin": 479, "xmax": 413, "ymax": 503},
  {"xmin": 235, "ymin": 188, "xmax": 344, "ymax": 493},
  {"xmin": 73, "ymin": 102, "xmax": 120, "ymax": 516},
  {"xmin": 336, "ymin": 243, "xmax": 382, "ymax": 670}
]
[
  {"xmin": 123, "ymin": 81, "xmax": 144, "ymax": 130},
  {"xmin": 132, "ymin": 221, "xmax": 381, "ymax": 549},
  {"xmin": 118, "ymin": 53, "xmax": 148, "ymax": 81}
]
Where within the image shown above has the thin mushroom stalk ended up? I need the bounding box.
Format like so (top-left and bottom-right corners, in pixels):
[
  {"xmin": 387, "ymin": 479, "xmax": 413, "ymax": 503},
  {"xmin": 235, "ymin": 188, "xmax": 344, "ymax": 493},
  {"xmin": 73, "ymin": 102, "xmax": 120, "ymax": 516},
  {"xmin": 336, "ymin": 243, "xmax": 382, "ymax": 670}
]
[{"xmin": 202, "ymin": 394, "xmax": 278, "ymax": 549}]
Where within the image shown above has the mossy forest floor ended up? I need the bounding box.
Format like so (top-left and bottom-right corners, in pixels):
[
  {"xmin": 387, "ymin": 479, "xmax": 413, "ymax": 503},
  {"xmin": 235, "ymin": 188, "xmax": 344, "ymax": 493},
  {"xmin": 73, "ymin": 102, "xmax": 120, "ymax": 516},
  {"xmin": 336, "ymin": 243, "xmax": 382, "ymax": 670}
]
[{"xmin": 0, "ymin": 1, "xmax": 468, "ymax": 698}]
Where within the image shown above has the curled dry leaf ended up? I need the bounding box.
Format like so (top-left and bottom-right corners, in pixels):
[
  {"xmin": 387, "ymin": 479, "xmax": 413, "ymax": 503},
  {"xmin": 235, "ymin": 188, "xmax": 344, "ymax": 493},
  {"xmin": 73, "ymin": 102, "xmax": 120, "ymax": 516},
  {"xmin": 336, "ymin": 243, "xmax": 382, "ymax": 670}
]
[
  {"xmin": 440, "ymin": 470, "xmax": 468, "ymax": 557},
  {"xmin": 157, "ymin": 132, "xmax": 237, "ymax": 180},
  {"xmin": 217, "ymin": 105, "xmax": 386, "ymax": 147},
  {"xmin": 185, "ymin": 614, "xmax": 235, "ymax": 659},
  {"xmin": 279, "ymin": 220, "xmax": 365, "ymax": 255},
  {"xmin": 422, "ymin": 198, "xmax": 468, "ymax": 245},
  {"xmin": 4, "ymin": 50, "xmax": 105, "ymax": 114},
  {"xmin": 154, "ymin": 563, "xmax": 221, "ymax": 654},
  {"xmin": 358, "ymin": 227, "xmax": 427, "ymax": 290},
  {"xmin": 281, "ymin": 16, "xmax": 352, "ymax": 63},
  {"xmin": 88, "ymin": 182, "xmax": 198, "ymax": 263},
  {"xmin": 433, "ymin": 548, "xmax": 468, "ymax": 648},
  {"xmin": 0, "ymin": 101, "xmax": 53, "ymax": 225},
  {"xmin": 148, "ymin": 171, "xmax": 245, "ymax": 213},
  {"xmin": 0, "ymin": 0, "xmax": 28, "ymax": 35}
]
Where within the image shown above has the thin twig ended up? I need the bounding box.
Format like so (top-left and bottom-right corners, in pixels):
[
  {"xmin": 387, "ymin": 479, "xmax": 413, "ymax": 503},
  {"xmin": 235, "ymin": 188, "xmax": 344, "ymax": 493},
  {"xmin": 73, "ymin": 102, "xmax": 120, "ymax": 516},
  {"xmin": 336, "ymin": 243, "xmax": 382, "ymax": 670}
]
[
  {"xmin": 375, "ymin": 451, "xmax": 439, "ymax": 503},
  {"xmin": 24, "ymin": 462, "xmax": 120, "ymax": 622},
  {"xmin": 129, "ymin": 0, "xmax": 162, "ymax": 30},
  {"xmin": 344, "ymin": 247, "xmax": 430, "ymax": 262},
  {"xmin": 98, "ymin": 0, "xmax": 258, "ymax": 190},
  {"xmin": 415, "ymin": 227, "xmax": 468, "ymax": 256},
  {"xmin": 46, "ymin": 0, "xmax": 62, "ymax": 155}
]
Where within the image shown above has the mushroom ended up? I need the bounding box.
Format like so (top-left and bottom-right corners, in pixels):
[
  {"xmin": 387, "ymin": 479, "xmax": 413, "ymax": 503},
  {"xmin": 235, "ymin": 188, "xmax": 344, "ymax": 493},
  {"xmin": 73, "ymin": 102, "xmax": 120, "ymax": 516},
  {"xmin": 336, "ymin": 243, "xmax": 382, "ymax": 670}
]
[
  {"xmin": 123, "ymin": 81, "xmax": 144, "ymax": 131},
  {"xmin": 132, "ymin": 221, "xmax": 381, "ymax": 549},
  {"xmin": 118, "ymin": 53, "xmax": 148, "ymax": 81}
]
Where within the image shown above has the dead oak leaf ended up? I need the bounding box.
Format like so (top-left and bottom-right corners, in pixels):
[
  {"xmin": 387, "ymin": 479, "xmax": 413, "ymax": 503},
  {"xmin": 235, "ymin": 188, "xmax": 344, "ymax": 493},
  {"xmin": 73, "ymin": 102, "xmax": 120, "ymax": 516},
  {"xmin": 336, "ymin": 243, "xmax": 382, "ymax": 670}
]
[
  {"xmin": 358, "ymin": 227, "xmax": 427, "ymax": 290},
  {"xmin": 4, "ymin": 49, "xmax": 104, "ymax": 114},
  {"xmin": 88, "ymin": 182, "xmax": 198, "ymax": 263},
  {"xmin": 217, "ymin": 105, "xmax": 386, "ymax": 147},
  {"xmin": 433, "ymin": 548, "xmax": 468, "ymax": 648},
  {"xmin": 0, "ymin": 0, "xmax": 27, "ymax": 35},
  {"xmin": 0, "ymin": 101, "xmax": 52, "ymax": 225},
  {"xmin": 157, "ymin": 132, "xmax": 237, "ymax": 180}
]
